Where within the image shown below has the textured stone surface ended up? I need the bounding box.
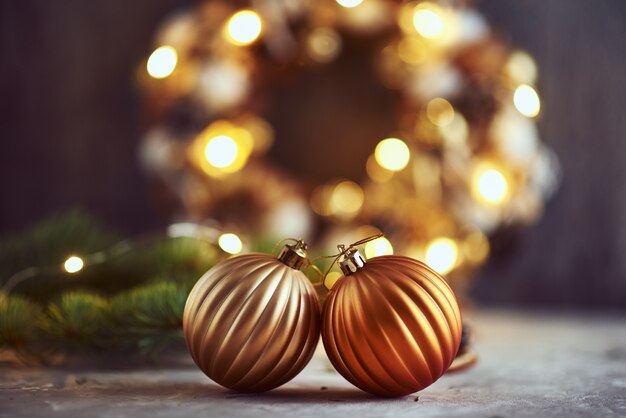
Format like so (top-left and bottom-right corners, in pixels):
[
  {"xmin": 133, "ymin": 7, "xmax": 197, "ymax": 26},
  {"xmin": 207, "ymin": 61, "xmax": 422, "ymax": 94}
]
[{"xmin": 1, "ymin": 310, "xmax": 625, "ymax": 417}]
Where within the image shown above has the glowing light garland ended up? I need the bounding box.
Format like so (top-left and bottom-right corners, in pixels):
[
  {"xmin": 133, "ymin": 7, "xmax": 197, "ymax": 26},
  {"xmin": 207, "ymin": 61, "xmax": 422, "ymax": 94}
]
[{"xmin": 139, "ymin": 0, "xmax": 559, "ymax": 286}]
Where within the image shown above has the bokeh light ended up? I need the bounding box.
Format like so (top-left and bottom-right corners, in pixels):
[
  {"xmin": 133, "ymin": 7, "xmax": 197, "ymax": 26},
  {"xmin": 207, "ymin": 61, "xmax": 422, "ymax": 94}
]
[
  {"xmin": 306, "ymin": 27, "xmax": 342, "ymax": 63},
  {"xmin": 364, "ymin": 236, "xmax": 394, "ymax": 258},
  {"xmin": 375, "ymin": 138, "xmax": 410, "ymax": 171},
  {"xmin": 505, "ymin": 51, "xmax": 538, "ymax": 85},
  {"xmin": 63, "ymin": 256, "xmax": 84, "ymax": 274},
  {"xmin": 204, "ymin": 135, "xmax": 238, "ymax": 168},
  {"xmin": 426, "ymin": 97, "xmax": 455, "ymax": 127},
  {"xmin": 191, "ymin": 121, "xmax": 254, "ymax": 177},
  {"xmin": 425, "ymin": 237, "xmax": 458, "ymax": 275},
  {"xmin": 366, "ymin": 154, "xmax": 394, "ymax": 183},
  {"xmin": 146, "ymin": 46, "xmax": 178, "ymax": 79},
  {"xmin": 473, "ymin": 165, "xmax": 509, "ymax": 205},
  {"xmin": 513, "ymin": 84, "xmax": 541, "ymax": 117},
  {"xmin": 218, "ymin": 233, "xmax": 243, "ymax": 254},
  {"xmin": 336, "ymin": 0, "xmax": 364, "ymax": 8},
  {"xmin": 413, "ymin": 3, "xmax": 445, "ymax": 39},
  {"xmin": 226, "ymin": 10, "xmax": 263, "ymax": 46},
  {"xmin": 330, "ymin": 181, "xmax": 365, "ymax": 217},
  {"xmin": 463, "ymin": 231, "xmax": 490, "ymax": 264}
]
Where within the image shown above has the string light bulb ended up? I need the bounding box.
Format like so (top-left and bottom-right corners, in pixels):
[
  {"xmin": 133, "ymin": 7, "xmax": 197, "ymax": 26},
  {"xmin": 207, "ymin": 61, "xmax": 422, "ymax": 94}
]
[
  {"xmin": 513, "ymin": 84, "xmax": 541, "ymax": 117},
  {"xmin": 425, "ymin": 237, "xmax": 458, "ymax": 275},
  {"xmin": 218, "ymin": 233, "xmax": 243, "ymax": 254},
  {"xmin": 63, "ymin": 256, "xmax": 84, "ymax": 274},
  {"xmin": 146, "ymin": 46, "xmax": 178, "ymax": 79},
  {"xmin": 225, "ymin": 10, "xmax": 263, "ymax": 46},
  {"xmin": 375, "ymin": 138, "xmax": 410, "ymax": 171}
]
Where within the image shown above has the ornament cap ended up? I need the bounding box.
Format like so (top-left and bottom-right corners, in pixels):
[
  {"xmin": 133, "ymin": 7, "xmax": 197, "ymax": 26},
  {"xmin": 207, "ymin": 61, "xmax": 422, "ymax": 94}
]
[
  {"xmin": 338, "ymin": 245, "xmax": 366, "ymax": 275},
  {"xmin": 277, "ymin": 240, "xmax": 308, "ymax": 270}
]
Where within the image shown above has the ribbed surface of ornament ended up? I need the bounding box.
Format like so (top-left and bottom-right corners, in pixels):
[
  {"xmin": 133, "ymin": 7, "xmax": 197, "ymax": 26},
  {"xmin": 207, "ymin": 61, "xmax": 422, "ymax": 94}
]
[
  {"xmin": 322, "ymin": 255, "xmax": 462, "ymax": 397},
  {"xmin": 183, "ymin": 254, "xmax": 321, "ymax": 392}
]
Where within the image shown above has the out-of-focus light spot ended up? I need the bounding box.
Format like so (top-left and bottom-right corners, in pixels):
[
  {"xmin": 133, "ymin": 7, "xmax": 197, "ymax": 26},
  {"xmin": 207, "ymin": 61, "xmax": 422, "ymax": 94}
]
[
  {"xmin": 397, "ymin": 37, "xmax": 427, "ymax": 66},
  {"xmin": 226, "ymin": 10, "xmax": 263, "ymax": 46},
  {"xmin": 473, "ymin": 166, "xmax": 509, "ymax": 205},
  {"xmin": 425, "ymin": 237, "xmax": 458, "ymax": 275},
  {"xmin": 364, "ymin": 236, "xmax": 394, "ymax": 258},
  {"xmin": 366, "ymin": 154, "xmax": 394, "ymax": 183},
  {"xmin": 463, "ymin": 231, "xmax": 490, "ymax": 264},
  {"xmin": 197, "ymin": 60, "xmax": 249, "ymax": 112},
  {"xmin": 438, "ymin": 113, "xmax": 468, "ymax": 148},
  {"xmin": 191, "ymin": 121, "xmax": 254, "ymax": 177},
  {"xmin": 336, "ymin": 0, "xmax": 364, "ymax": 8},
  {"xmin": 218, "ymin": 233, "xmax": 243, "ymax": 254},
  {"xmin": 505, "ymin": 51, "xmax": 538, "ymax": 85},
  {"xmin": 375, "ymin": 138, "xmax": 410, "ymax": 171},
  {"xmin": 205, "ymin": 135, "xmax": 238, "ymax": 168},
  {"xmin": 310, "ymin": 185, "xmax": 334, "ymax": 217},
  {"xmin": 426, "ymin": 97, "xmax": 455, "ymax": 127},
  {"xmin": 325, "ymin": 271, "xmax": 343, "ymax": 289},
  {"xmin": 413, "ymin": 3, "xmax": 445, "ymax": 39},
  {"xmin": 64, "ymin": 256, "xmax": 84, "ymax": 274},
  {"xmin": 513, "ymin": 84, "xmax": 541, "ymax": 117},
  {"xmin": 306, "ymin": 27, "xmax": 342, "ymax": 64},
  {"xmin": 147, "ymin": 46, "xmax": 178, "ymax": 79},
  {"xmin": 330, "ymin": 181, "xmax": 364, "ymax": 217}
]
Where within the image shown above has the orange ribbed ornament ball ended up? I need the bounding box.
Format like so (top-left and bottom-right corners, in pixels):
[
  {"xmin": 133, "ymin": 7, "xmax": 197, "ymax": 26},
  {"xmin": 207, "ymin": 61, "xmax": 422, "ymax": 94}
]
[
  {"xmin": 183, "ymin": 241, "xmax": 320, "ymax": 392},
  {"xmin": 322, "ymin": 248, "xmax": 462, "ymax": 397}
]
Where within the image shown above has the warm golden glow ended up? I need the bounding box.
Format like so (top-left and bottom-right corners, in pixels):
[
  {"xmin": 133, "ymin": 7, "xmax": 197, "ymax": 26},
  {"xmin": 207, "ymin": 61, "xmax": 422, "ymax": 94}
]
[
  {"xmin": 306, "ymin": 27, "xmax": 341, "ymax": 63},
  {"xmin": 473, "ymin": 165, "xmax": 509, "ymax": 205},
  {"xmin": 325, "ymin": 271, "xmax": 343, "ymax": 289},
  {"xmin": 425, "ymin": 237, "xmax": 458, "ymax": 275},
  {"xmin": 330, "ymin": 181, "xmax": 365, "ymax": 217},
  {"xmin": 513, "ymin": 84, "xmax": 541, "ymax": 117},
  {"xmin": 438, "ymin": 113, "xmax": 468, "ymax": 148},
  {"xmin": 413, "ymin": 3, "xmax": 445, "ymax": 39},
  {"xmin": 204, "ymin": 135, "xmax": 238, "ymax": 168},
  {"xmin": 366, "ymin": 154, "xmax": 394, "ymax": 183},
  {"xmin": 336, "ymin": 0, "xmax": 364, "ymax": 8},
  {"xmin": 505, "ymin": 51, "xmax": 537, "ymax": 85},
  {"xmin": 310, "ymin": 185, "xmax": 334, "ymax": 217},
  {"xmin": 63, "ymin": 256, "xmax": 84, "ymax": 274},
  {"xmin": 397, "ymin": 37, "xmax": 427, "ymax": 66},
  {"xmin": 375, "ymin": 138, "xmax": 410, "ymax": 171},
  {"xmin": 226, "ymin": 10, "xmax": 263, "ymax": 46},
  {"xmin": 218, "ymin": 233, "xmax": 243, "ymax": 254},
  {"xmin": 426, "ymin": 97, "xmax": 455, "ymax": 127},
  {"xmin": 463, "ymin": 231, "xmax": 490, "ymax": 264},
  {"xmin": 191, "ymin": 121, "xmax": 254, "ymax": 177},
  {"xmin": 147, "ymin": 46, "xmax": 178, "ymax": 79},
  {"xmin": 364, "ymin": 236, "xmax": 394, "ymax": 258}
]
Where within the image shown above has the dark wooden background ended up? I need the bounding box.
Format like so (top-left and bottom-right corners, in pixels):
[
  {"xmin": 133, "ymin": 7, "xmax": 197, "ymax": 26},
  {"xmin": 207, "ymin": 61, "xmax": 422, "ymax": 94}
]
[{"xmin": 1, "ymin": 0, "xmax": 625, "ymax": 309}]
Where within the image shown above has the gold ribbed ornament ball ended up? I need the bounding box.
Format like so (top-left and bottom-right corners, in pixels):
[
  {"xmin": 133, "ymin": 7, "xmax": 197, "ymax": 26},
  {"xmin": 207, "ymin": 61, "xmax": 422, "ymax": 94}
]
[
  {"xmin": 322, "ymin": 248, "xmax": 462, "ymax": 397},
  {"xmin": 183, "ymin": 242, "xmax": 321, "ymax": 392}
]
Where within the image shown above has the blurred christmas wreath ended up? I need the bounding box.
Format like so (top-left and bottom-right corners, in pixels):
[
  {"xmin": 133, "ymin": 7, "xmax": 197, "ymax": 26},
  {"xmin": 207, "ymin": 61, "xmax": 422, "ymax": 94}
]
[
  {"xmin": 0, "ymin": 0, "xmax": 561, "ymax": 365},
  {"xmin": 139, "ymin": 0, "xmax": 559, "ymax": 294}
]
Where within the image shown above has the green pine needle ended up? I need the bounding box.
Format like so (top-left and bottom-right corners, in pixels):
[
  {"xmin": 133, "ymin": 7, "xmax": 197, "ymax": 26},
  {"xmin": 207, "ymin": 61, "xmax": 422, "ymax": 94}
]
[
  {"xmin": 44, "ymin": 292, "xmax": 110, "ymax": 343},
  {"xmin": 110, "ymin": 282, "xmax": 187, "ymax": 330},
  {"xmin": 0, "ymin": 292, "xmax": 44, "ymax": 349}
]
